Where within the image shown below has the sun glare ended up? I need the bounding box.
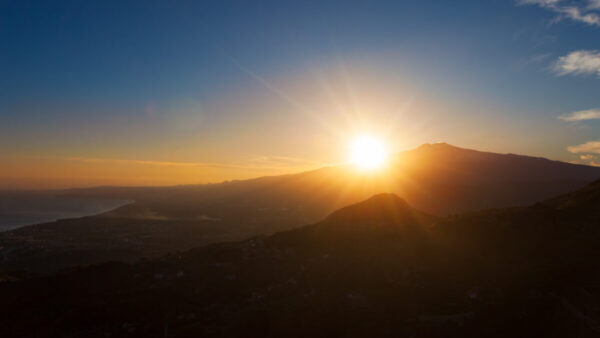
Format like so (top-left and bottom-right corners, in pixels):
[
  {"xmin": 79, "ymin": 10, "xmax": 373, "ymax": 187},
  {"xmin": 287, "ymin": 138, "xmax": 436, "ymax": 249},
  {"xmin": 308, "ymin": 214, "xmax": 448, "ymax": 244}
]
[{"xmin": 349, "ymin": 136, "xmax": 388, "ymax": 170}]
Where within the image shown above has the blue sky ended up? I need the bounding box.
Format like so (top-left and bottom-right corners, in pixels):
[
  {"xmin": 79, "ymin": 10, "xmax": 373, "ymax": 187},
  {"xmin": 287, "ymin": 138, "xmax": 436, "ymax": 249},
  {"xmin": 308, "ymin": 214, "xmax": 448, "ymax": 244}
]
[{"xmin": 2, "ymin": 0, "xmax": 600, "ymax": 187}]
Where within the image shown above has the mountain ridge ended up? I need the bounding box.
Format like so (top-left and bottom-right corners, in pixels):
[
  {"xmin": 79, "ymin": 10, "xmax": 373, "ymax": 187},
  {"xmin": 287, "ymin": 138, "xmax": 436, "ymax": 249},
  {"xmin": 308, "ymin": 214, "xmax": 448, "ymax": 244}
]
[
  {"xmin": 3, "ymin": 179, "xmax": 600, "ymax": 337},
  {"xmin": 2, "ymin": 143, "xmax": 600, "ymax": 274},
  {"xmin": 62, "ymin": 143, "xmax": 600, "ymax": 193}
]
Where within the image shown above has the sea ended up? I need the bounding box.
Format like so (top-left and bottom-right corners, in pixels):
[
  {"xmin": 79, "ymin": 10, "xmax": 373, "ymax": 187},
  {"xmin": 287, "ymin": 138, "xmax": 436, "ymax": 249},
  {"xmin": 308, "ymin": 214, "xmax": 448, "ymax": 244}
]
[{"xmin": 0, "ymin": 191, "xmax": 130, "ymax": 231}]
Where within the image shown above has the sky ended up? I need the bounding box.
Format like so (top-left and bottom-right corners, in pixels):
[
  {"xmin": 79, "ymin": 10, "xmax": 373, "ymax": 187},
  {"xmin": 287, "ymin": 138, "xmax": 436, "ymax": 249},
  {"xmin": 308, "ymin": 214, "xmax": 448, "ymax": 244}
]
[{"xmin": 2, "ymin": 0, "xmax": 600, "ymax": 189}]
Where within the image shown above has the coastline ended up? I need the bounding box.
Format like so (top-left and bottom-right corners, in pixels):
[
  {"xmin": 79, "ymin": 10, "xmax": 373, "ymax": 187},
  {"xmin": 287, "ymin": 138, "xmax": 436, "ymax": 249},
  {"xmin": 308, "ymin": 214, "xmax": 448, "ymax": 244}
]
[{"xmin": 0, "ymin": 197, "xmax": 132, "ymax": 232}]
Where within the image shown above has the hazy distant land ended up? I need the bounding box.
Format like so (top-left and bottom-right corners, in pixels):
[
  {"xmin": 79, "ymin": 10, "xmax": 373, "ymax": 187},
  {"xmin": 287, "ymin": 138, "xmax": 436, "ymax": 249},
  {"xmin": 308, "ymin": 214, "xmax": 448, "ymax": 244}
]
[
  {"xmin": 2, "ymin": 144, "xmax": 600, "ymax": 274},
  {"xmin": 0, "ymin": 191, "xmax": 130, "ymax": 231}
]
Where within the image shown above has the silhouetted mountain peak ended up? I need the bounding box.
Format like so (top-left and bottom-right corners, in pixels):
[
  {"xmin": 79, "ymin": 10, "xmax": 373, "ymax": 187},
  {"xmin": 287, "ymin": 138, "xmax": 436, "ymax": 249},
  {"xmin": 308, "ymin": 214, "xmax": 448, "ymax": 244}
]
[
  {"xmin": 318, "ymin": 193, "xmax": 435, "ymax": 237},
  {"xmin": 399, "ymin": 142, "xmax": 491, "ymax": 165},
  {"xmin": 354, "ymin": 192, "xmax": 410, "ymax": 207},
  {"xmin": 416, "ymin": 141, "xmax": 453, "ymax": 149},
  {"xmin": 411, "ymin": 142, "xmax": 469, "ymax": 153}
]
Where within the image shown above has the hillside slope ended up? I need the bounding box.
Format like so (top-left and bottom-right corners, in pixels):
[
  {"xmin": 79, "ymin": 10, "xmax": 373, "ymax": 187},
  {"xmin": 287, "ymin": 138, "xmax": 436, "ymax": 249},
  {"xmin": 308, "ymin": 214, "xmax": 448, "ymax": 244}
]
[
  {"xmin": 2, "ymin": 180, "xmax": 600, "ymax": 337},
  {"xmin": 2, "ymin": 143, "xmax": 599, "ymax": 273}
]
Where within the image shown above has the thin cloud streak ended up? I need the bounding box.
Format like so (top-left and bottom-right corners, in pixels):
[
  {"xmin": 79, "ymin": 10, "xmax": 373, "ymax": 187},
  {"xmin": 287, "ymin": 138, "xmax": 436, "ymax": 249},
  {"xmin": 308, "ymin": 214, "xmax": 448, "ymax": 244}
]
[
  {"xmin": 579, "ymin": 154, "xmax": 600, "ymax": 166},
  {"xmin": 518, "ymin": 0, "xmax": 600, "ymax": 27},
  {"xmin": 567, "ymin": 144, "xmax": 600, "ymax": 166},
  {"xmin": 558, "ymin": 108, "xmax": 600, "ymax": 121},
  {"xmin": 64, "ymin": 156, "xmax": 327, "ymax": 172},
  {"xmin": 590, "ymin": 0, "xmax": 600, "ymax": 9},
  {"xmin": 553, "ymin": 50, "xmax": 600, "ymax": 77},
  {"xmin": 567, "ymin": 140, "xmax": 600, "ymax": 154}
]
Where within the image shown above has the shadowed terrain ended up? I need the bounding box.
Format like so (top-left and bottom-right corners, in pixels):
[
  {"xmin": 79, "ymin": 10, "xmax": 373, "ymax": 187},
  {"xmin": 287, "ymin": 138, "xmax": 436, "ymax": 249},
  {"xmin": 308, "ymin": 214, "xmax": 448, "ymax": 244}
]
[
  {"xmin": 1, "ymin": 143, "xmax": 599, "ymax": 274},
  {"xmin": 1, "ymin": 179, "xmax": 600, "ymax": 337}
]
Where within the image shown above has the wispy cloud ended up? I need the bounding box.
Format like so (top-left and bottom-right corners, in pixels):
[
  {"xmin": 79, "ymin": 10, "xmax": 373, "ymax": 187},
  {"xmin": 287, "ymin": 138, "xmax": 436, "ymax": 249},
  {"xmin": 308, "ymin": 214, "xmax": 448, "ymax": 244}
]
[
  {"xmin": 511, "ymin": 53, "xmax": 553, "ymax": 71},
  {"xmin": 518, "ymin": 0, "xmax": 600, "ymax": 27},
  {"xmin": 521, "ymin": 0, "xmax": 560, "ymax": 4},
  {"xmin": 558, "ymin": 108, "xmax": 600, "ymax": 121},
  {"xmin": 590, "ymin": 0, "xmax": 600, "ymax": 9},
  {"xmin": 567, "ymin": 144, "xmax": 600, "ymax": 166},
  {"xmin": 567, "ymin": 140, "xmax": 600, "ymax": 154},
  {"xmin": 64, "ymin": 155, "xmax": 326, "ymax": 172},
  {"xmin": 552, "ymin": 50, "xmax": 600, "ymax": 77},
  {"xmin": 244, "ymin": 155, "xmax": 326, "ymax": 168},
  {"xmin": 66, "ymin": 157, "xmax": 232, "ymax": 168}
]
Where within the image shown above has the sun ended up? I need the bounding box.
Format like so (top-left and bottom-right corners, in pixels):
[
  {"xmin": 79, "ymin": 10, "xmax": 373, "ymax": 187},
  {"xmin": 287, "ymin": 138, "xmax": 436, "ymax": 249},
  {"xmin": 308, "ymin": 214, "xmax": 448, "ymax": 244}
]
[{"xmin": 349, "ymin": 135, "xmax": 388, "ymax": 170}]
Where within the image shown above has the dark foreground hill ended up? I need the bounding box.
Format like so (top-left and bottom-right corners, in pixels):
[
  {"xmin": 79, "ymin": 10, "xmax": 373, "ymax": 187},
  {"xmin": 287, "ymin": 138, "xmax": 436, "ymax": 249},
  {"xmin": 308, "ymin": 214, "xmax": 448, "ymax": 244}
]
[
  {"xmin": 2, "ymin": 143, "xmax": 599, "ymax": 274},
  {"xmin": 2, "ymin": 181, "xmax": 600, "ymax": 337}
]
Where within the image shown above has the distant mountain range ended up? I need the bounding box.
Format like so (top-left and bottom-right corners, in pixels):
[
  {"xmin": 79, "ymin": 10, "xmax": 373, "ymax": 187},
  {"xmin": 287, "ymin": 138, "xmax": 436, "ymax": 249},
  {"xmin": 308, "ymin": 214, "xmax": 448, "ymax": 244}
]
[
  {"xmin": 67, "ymin": 142, "xmax": 600, "ymax": 216},
  {"xmin": 2, "ymin": 177, "xmax": 600, "ymax": 337},
  {"xmin": 1, "ymin": 143, "xmax": 599, "ymax": 273}
]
